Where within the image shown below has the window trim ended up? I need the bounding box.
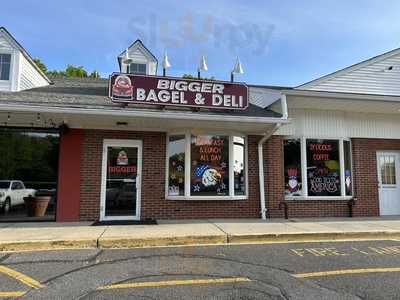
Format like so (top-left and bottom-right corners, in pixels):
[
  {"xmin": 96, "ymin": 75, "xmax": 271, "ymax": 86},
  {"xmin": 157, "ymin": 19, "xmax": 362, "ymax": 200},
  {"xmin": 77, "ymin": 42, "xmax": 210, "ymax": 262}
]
[
  {"xmin": 0, "ymin": 52, "xmax": 12, "ymax": 82},
  {"xmin": 165, "ymin": 131, "xmax": 248, "ymax": 200},
  {"xmin": 284, "ymin": 136, "xmax": 353, "ymax": 200},
  {"xmin": 128, "ymin": 62, "xmax": 148, "ymax": 75},
  {"xmin": 376, "ymin": 152, "xmax": 398, "ymax": 187}
]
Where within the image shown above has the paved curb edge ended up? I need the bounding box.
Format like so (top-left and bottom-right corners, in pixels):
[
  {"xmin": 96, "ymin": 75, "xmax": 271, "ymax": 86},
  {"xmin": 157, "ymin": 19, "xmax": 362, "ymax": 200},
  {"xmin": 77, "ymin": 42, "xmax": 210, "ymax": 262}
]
[{"xmin": 1, "ymin": 231, "xmax": 400, "ymax": 252}]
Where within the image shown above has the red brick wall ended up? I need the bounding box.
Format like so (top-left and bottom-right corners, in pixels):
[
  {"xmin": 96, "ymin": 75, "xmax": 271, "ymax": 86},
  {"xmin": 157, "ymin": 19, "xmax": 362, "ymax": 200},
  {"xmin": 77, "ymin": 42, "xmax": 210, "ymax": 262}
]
[
  {"xmin": 351, "ymin": 138, "xmax": 400, "ymax": 217},
  {"xmin": 78, "ymin": 129, "xmax": 399, "ymax": 220},
  {"xmin": 79, "ymin": 130, "xmax": 262, "ymax": 221},
  {"xmin": 264, "ymin": 137, "xmax": 400, "ymax": 218}
]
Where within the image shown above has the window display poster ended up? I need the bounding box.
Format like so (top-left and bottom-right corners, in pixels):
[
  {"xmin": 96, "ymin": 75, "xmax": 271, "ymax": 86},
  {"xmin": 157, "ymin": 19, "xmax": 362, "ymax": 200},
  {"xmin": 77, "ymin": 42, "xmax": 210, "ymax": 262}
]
[
  {"xmin": 168, "ymin": 136, "xmax": 185, "ymax": 196},
  {"xmin": 306, "ymin": 139, "xmax": 341, "ymax": 196},
  {"xmin": 284, "ymin": 139, "xmax": 302, "ymax": 196},
  {"xmin": 191, "ymin": 135, "xmax": 229, "ymax": 196}
]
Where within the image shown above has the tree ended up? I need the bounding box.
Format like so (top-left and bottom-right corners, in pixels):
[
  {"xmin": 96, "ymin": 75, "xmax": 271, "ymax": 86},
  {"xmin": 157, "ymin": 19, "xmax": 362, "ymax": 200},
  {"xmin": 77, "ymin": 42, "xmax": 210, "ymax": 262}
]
[
  {"xmin": 33, "ymin": 58, "xmax": 47, "ymax": 74},
  {"xmin": 65, "ymin": 65, "xmax": 88, "ymax": 77},
  {"xmin": 89, "ymin": 70, "xmax": 100, "ymax": 78},
  {"xmin": 182, "ymin": 74, "xmax": 215, "ymax": 81},
  {"xmin": 33, "ymin": 58, "xmax": 101, "ymax": 78}
]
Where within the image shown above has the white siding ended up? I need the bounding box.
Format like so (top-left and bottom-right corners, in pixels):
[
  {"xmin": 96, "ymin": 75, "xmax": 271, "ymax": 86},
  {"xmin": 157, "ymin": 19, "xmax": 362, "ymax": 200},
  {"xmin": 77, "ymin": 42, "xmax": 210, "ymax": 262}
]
[
  {"xmin": 0, "ymin": 34, "xmax": 13, "ymax": 50},
  {"xmin": 276, "ymin": 108, "xmax": 400, "ymax": 139},
  {"xmin": 301, "ymin": 51, "xmax": 400, "ymax": 96},
  {"xmin": 19, "ymin": 53, "xmax": 48, "ymax": 90},
  {"xmin": 128, "ymin": 48, "xmax": 148, "ymax": 63}
]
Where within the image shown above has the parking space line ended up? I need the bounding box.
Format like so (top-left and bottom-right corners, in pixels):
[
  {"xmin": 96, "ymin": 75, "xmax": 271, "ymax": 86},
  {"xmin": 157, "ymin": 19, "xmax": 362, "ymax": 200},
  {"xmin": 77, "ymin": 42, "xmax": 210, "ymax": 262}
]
[
  {"xmin": 0, "ymin": 291, "xmax": 26, "ymax": 298},
  {"xmin": 0, "ymin": 265, "xmax": 44, "ymax": 289},
  {"xmin": 294, "ymin": 267, "xmax": 400, "ymax": 278},
  {"xmin": 98, "ymin": 277, "xmax": 251, "ymax": 290}
]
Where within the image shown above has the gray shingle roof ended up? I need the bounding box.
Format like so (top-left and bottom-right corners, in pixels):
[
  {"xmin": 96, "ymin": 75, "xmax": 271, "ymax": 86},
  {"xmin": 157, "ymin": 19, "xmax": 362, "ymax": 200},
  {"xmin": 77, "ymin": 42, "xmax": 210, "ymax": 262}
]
[{"xmin": 0, "ymin": 77, "xmax": 281, "ymax": 118}]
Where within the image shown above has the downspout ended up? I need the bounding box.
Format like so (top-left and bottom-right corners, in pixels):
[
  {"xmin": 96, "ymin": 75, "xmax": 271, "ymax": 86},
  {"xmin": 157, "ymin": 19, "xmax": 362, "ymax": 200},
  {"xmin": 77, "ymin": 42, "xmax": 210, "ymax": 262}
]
[{"xmin": 258, "ymin": 93, "xmax": 288, "ymax": 220}]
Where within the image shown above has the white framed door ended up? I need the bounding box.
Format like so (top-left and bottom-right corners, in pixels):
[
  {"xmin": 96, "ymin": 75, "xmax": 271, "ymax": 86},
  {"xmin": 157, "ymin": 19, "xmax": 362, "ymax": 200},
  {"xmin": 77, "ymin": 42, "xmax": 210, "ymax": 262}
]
[
  {"xmin": 377, "ymin": 151, "xmax": 400, "ymax": 216},
  {"xmin": 100, "ymin": 139, "xmax": 142, "ymax": 221}
]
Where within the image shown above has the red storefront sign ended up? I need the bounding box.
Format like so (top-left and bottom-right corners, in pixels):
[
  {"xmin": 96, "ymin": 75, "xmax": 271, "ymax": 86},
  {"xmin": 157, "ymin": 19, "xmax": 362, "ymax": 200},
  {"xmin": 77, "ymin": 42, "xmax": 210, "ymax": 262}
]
[{"xmin": 109, "ymin": 73, "xmax": 249, "ymax": 110}]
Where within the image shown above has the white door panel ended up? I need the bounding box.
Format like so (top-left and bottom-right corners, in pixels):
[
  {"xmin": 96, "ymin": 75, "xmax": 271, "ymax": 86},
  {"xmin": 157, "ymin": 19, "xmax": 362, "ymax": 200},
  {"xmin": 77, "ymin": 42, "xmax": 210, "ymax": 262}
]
[
  {"xmin": 100, "ymin": 139, "xmax": 142, "ymax": 221},
  {"xmin": 377, "ymin": 152, "xmax": 400, "ymax": 216}
]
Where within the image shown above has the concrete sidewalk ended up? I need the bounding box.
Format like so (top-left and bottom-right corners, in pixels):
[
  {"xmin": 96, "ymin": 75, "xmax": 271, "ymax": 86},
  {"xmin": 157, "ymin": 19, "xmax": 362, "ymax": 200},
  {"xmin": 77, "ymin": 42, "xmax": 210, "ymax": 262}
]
[{"xmin": 1, "ymin": 217, "xmax": 400, "ymax": 251}]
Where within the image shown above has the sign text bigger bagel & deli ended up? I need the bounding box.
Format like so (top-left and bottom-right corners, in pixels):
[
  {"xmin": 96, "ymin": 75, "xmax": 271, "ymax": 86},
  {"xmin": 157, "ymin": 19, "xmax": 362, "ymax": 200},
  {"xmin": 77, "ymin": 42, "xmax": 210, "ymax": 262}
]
[{"xmin": 109, "ymin": 73, "xmax": 249, "ymax": 110}]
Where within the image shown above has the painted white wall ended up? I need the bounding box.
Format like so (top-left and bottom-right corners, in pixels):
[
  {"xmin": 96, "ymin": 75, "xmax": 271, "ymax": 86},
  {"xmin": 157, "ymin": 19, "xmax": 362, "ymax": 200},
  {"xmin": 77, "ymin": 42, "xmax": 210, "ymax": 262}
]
[{"xmin": 276, "ymin": 108, "xmax": 400, "ymax": 139}]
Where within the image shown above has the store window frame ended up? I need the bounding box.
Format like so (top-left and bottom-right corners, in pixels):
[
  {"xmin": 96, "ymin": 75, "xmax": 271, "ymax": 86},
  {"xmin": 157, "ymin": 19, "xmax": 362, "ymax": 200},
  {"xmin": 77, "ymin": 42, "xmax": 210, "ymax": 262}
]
[
  {"xmin": 284, "ymin": 136, "xmax": 354, "ymax": 200},
  {"xmin": 0, "ymin": 126, "xmax": 60, "ymax": 222},
  {"xmin": 0, "ymin": 53, "xmax": 12, "ymax": 81},
  {"xmin": 128, "ymin": 63, "xmax": 147, "ymax": 75},
  {"xmin": 166, "ymin": 132, "xmax": 248, "ymax": 200}
]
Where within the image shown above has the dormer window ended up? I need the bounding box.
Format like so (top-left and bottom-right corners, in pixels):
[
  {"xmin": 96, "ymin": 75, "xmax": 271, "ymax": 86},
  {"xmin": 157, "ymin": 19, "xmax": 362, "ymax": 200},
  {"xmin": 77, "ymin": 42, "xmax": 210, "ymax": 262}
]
[
  {"xmin": 118, "ymin": 40, "xmax": 158, "ymax": 76},
  {"xmin": 128, "ymin": 63, "xmax": 146, "ymax": 75},
  {"xmin": 0, "ymin": 54, "xmax": 11, "ymax": 81}
]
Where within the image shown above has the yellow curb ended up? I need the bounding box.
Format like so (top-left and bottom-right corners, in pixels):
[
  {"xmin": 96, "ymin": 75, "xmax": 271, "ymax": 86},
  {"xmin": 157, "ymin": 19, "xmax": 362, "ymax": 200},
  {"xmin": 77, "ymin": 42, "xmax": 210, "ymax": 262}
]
[
  {"xmin": 227, "ymin": 231, "xmax": 400, "ymax": 244},
  {"xmin": 98, "ymin": 235, "xmax": 227, "ymax": 249},
  {"xmin": 0, "ymin": 238, "xmax": 97, "ymax": 252},
  {"xmin": 1, "ymin": 231, "xmax": 400, "ymax": 252}
]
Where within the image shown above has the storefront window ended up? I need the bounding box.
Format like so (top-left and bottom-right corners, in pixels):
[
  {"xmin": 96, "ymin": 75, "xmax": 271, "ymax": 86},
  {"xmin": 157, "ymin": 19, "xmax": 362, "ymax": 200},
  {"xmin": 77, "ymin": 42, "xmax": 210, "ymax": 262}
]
[
  {"xmin": 0, "ymin": 129, "xmax": 59, "ymax": 221},
  {"xmin": 191, "ymin": 135, "xmax": 229, "ymax": 196},
  {"xmin": 283, "ymin": 138, "xmax": 353, "ymax": 198},
  {"xmin": 344, "ymin": 140, "xmax": 353, "ymax": 195},
  {"xmin": 167, "ymin": 133, "xmax": 247, "ymax": 199},
  {"xmin": 307, "ymin": 139, "xmax": 340, "ymax": 196},
  {"xmin": 167, "ymin": 135, "xmax": 185, "ymax": 196},
  {"xmin": 284, "ymin": 139, "xmax": 302, "ymax": 196},
  {"xmin": 233, "ymin": 137, "xmax": 246, "ymax": 196}
]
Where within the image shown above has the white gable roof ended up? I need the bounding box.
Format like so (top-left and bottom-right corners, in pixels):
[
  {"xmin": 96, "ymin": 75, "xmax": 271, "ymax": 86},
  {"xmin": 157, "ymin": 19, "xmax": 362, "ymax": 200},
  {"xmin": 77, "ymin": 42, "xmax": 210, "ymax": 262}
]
[
  {"xmin": 297, "ymin": 47, "xmax": 400, "ymax": 96},
  {"xmin": 118, "ymin": 40, "xmax": 157, "ymax": 66},
  {"xmin": 0, "ymin": 27, "xmax": 51, "ymax": 85}
]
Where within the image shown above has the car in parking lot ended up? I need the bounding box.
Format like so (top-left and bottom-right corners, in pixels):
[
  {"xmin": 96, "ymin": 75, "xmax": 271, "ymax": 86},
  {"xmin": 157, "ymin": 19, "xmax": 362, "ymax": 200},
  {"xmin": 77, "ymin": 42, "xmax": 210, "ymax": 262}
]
[{"xmin": 0, "ymin": 180, "xmax": 36, "ymax": 213}]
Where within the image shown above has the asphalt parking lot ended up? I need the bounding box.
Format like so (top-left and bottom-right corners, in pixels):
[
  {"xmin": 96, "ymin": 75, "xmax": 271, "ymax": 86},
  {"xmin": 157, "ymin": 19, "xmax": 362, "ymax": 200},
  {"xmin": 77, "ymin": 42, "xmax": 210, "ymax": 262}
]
[{"xmin": 1, "ymin": 239, "xmax": 400, "ymax": 299}]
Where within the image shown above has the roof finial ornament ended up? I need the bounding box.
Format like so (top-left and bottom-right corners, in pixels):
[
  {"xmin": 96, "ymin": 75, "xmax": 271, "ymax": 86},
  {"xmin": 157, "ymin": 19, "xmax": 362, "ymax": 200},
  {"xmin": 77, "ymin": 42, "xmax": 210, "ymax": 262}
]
[
  {"xmin": 198, "ymin": 54, "xmax": 208, "ymax": 79},
  {"xmin": 231, "ymin": 56, "xmax": 244, "ymax": 82},
  {"xmin": 162, "ymin": 50, "xmax": 171, "ymax": 76},
  {"xmin": 123, "ymin": 48, "xmax": 133, "ymax": 73}
]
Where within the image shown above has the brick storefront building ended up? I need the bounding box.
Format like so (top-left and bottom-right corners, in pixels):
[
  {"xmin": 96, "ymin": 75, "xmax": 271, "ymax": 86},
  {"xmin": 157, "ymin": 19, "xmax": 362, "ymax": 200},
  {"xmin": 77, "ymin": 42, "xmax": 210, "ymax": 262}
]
[{"xmin": 1, "ymin": 27, "xmax": 400, "ymax": 222}]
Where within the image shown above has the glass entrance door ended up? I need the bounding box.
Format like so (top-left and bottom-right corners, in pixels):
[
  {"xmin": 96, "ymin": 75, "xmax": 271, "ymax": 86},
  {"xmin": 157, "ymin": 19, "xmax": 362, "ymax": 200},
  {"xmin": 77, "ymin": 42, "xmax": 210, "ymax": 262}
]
[{"xmin": 100, "ymin": 140, "xmax": 142, "ymax": 220}]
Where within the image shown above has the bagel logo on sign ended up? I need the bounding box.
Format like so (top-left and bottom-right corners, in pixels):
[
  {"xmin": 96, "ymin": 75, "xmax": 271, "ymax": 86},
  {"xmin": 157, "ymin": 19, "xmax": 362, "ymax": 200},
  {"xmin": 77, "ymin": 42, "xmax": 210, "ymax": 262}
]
[
  {"xmin": 116, "ymin": 150, "xmax": 129, "ymax": 165},
  {"xmin": 112, "ymin": 75, "xmax": 133, "ymax": 100}
]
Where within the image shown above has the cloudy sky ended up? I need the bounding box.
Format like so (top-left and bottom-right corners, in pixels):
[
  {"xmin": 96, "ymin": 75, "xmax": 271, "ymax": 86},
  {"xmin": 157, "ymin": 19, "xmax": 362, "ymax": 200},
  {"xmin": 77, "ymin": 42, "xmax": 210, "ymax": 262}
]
[{"xmin": 2, "ymin": 1, "xmax": 400, "ymax": 86}]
